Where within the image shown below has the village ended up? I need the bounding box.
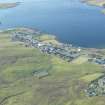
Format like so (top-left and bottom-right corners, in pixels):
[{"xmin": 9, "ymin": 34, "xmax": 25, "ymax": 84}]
[
  {"xmin": 11, "ymin": 31, "xmax": 105, "ymax": 66},
  {"xmin": 86, "ymin": 75, "xmax": 105, "ymax": 97},
  {"xmin": 11, "ymin": 31, "xmax": 105, "ymax": 65},
  {"xmin": 11, "ymin": 31, "xmax": 82, "ymax": 62}
]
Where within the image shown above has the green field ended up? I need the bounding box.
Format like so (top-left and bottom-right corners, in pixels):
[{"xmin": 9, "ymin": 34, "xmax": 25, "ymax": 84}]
[
  {"xmin": 71, "ymin": 56, "xmax": 88, "ymax": 64},
  {"xmin": 0, "ymin": 28, "xmax": 105, "ymax": 105}
]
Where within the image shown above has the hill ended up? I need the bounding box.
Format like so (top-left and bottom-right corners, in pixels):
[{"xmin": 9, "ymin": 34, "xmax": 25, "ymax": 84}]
[{"xmin": 0, "ymin": 28, "xmax": 105, "ymax": 105}]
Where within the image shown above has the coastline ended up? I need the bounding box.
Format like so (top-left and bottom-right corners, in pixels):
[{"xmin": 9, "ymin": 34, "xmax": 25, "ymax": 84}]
[
  {"xmin": 5, "ymin": 27, "xmax": 105, "ymax": 56},
  {"xmin": 81, "ymin": 0, "xmax": 105, "ymax": 14},
  {"xmin": 81, "ymin": 0, "xmax": 105, "ymax": 7},
  {"xmin": 0, "ymin": 27, "xmax": 103, "ymax": 50}
]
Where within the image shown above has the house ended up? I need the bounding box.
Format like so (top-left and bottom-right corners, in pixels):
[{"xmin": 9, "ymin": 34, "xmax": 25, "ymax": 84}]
[{"xmin": 34, "ymin": 71, "xmax": 49, "ymax": 79}]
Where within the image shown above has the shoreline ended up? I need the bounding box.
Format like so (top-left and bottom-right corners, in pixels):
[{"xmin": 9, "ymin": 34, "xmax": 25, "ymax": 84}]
[
  {"xmin": 0, "ymin": 27, "xmax": 103, "ymax": 50},
  {"xmin": 81, "ymin": 0, "xmax": 105, "ymax": 14}
]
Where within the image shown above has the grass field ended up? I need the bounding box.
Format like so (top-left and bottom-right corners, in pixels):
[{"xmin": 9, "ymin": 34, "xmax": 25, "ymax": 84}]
[
  {"xmin": 80, "ymin": 73, "xmax": 104, "ymax": 83},
  {"xmin": 71, "ymin": 56, "xmax": 88, "ymax": 64},
  {"xmin": 35, "ymin": 34, "xmax": 60, "ymax": 45},
  {"xmin": 0, "ymin": 28, "xmax": 105, "ymax": 105}
]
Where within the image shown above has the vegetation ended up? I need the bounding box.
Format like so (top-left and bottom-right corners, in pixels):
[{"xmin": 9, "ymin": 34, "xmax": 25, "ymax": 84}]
[
  {"xmin": 83, "ymin": 0, "xmax": 105, "ymax": 7},
  {"xmin": 0, "ymin": 28, "xmax": 104, "ymax": 105},
  {"xmin": 80, "ymin": 73, "xmax": 104, "ymax": 83},
  {"xmin": 82, "ymin": 0, "xmax": 105, "ymax": 14},
  {"xmin": 71, "ymin": 55, "xmax": 88, "ymax": 64},
  {"xmin": 35, "ymin": 34, "xmax": 60, "ymax": 45}
]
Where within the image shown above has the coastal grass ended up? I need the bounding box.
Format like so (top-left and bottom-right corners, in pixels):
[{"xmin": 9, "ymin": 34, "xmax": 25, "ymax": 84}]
[
  {"xmin": 37, "ymin": 34, "xmax": 60, "ymax": 45},
  {"xmin": 0, "ymin": 28, "xmax": 105, "ymax": 105},
  {"xmin": 71, "ymin": 55, "xmax": 88, "ymax": 64},
  {"xmin": 80, "ymin": 73, "xmax": 104, "ymax": 83}
]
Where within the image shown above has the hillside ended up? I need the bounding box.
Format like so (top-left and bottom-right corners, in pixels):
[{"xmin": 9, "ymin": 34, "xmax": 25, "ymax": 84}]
[{"xmin": 0, "ymin": 28, "xmax": 105, "ymax": 105}]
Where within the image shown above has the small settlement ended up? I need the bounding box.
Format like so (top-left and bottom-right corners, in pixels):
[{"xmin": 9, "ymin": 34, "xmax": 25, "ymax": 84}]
[
  {"xmin": 12, "ymin": 31, "xmax": 105, "ymax": 66},
  {"xmin": 86, "ymin": 54, "xmax": 105, "ymax": 97},
  {"xmin": 86, "ymin": 75, "xmax": 105, "ymax": 97},
  {"xmin": 88, "ymin": 53, "xmax": 105, "ymax": 67},
  {"xmin": 12, "ymin": 32, "xmax": 81, "ymax": 62}
]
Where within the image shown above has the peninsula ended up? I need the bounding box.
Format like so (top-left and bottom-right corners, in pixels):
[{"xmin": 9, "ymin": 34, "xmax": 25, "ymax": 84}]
[
  {"xmin": 82, "ymin": 0, "xmax": 105, "ymax": 7},
  {"xmin": 0, "ymin": 2, "xmax": 20, "ymax": 9},
  {"xmin": 82, "ymin": 0, "xmax": 105, "ymax": 13}
]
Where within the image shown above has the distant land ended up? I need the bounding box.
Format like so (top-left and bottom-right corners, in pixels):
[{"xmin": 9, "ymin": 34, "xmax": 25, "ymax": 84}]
[
  {"xmin": 82, "ymin": 0, "xmax": 105, "ymax": 7},
  {"xmin": 82, "ymin": 0, "xmax": 105, "ymax": 13},
  {"xmin": 0, "ymin": 2, "xmax": 20, "ymax": 9}
]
